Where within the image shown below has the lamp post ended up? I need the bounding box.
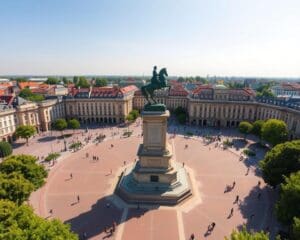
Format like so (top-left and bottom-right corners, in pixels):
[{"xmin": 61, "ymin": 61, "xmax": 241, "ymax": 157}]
[{"xmin": 63, "ymin": 136, "xmax": 67, "ymax": 152}]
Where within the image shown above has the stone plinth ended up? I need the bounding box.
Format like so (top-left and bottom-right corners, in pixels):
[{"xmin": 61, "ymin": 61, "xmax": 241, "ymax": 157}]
[{"xmin": 115, "ymin": 108, "xmax": 192, "ymax": 205}]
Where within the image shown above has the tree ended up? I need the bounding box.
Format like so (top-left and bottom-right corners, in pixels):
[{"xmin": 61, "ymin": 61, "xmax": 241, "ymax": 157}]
[
  {"xmin": 225, "ymin": 226, "xmax": 269, "ymax": 240},
  {"xmin": 45, "ymin": 77, "xmax": 59, "ymax": 85},
  {"xmin": 15, "ymin": 125, "xmax": 36, "ymax": 145},
  {"xmin": 68, "ymin": 119, "xmax": 80, "ymax": 132},
  {"xmin": 292, "ymin": 217, "xmax": 300, "ymax": 240},
  {"xmin": 52, "ymin": 118, "xmax": 68, "ymax": 135},
  {"xmin": 174, "ymin": 107, "xmax": 187, "ymax": 124},
  {"xmin": 0, "ymin": 173, "xmax": 34, "ymax": 205},
  {"xmin": 177, "ymin": 113, "xmax": 186, "ymax": 124},
  {"xmin": 19, "ymin": 87, "xmax": 45, "ymax": 102},
  {"xmin": 76, "ymin": 76, "xmax": 90, "ymax": 88},
  {"xmin": 95, "ymin": 78, "xmax": 108, "ymax": 87},
  {"xmin": 0, "ymin": 154, "xmax": 47, "ymax": 189},
  {"xmin": 261, "ymin": 119, "xmax": 288, "ymax": 146},
  {"xmin": 0, "ymin": 200, "xmax": 78, "ymax": 240},
  {"xmin": 259, "ymin": 140, "xmax": 300, "ymax": 187},
  {"xmin": 252, "ymin": 120, "xmax": 265, "ymax": 137},
  {"xmin": 177, "ymin": 77, "xmax": 185, "ymax": 82},
  {"xmin": 195, "ymin": 76, "xmax": 208, "ymax": 84},
  {"xmin": 126, "ymin": 114, "xmax": 134, "ymax": 122},
  {"xmin": 73, "ymin": 76, "xmax": 79, "ymax": 85},
  {"xmin": 276, "ymin": 171, "xmax": 300, "ymax": 224},
  {"xmin": 238, "ymin": 121, "xmax": 253, "ymax": 140},
  {"xmin": 0, "ymin": 141, "xmax": 12, "ymax": 158}
]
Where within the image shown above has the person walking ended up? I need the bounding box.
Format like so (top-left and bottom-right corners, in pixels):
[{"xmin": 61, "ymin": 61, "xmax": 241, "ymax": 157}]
[
  {"xmin": 70, "ymin": 173, "xmax": 73, "ymax": 179},
  {"xmin": 234, "ymin": 195, "xmax": 239, "ymax": 204},
  {"xmin": 77, "ymin": 195, "xmax": 80, "ymax": 203}
]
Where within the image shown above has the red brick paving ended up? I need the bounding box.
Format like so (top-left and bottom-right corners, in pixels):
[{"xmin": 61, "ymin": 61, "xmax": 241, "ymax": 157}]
[{"xmin": 24, "ymin": 124, "xmax": 278, "ymax": 240}]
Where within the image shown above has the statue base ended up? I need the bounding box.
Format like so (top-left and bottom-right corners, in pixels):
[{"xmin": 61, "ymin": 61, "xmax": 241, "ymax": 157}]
[
  {"xmin": 115, "ymin": 109, "xmax": 192, "ymax": 205},
  {"xmin": 143, "ymin": 103, "xmax": 166, "ymax": 112}
]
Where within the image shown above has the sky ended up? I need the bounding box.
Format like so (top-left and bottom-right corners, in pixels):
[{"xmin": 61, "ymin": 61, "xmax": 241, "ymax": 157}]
[{"xmin": 0, "ymin": 0, "xmax": 300, "ymax": 77}]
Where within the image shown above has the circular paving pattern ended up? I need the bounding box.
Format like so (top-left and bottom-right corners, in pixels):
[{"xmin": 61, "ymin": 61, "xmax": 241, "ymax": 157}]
[{"xmin": 29, "ymin": 127, "xmax": 278, "ymax": 240}]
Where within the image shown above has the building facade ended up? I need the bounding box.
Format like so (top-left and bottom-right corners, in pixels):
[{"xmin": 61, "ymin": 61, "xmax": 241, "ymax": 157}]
[
  {"xmin": 0, "ymin": 104, "xmax": 16, "ymax": 142},
  {"xmin": 65, "ymin": 85, "xmax": 137, "ymax": 124}
]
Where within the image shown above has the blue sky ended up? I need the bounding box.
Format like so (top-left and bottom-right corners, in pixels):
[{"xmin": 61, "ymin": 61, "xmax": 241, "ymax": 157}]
[{"xmin": 0, "ymin": 0, "xmax": 299, "ymax": 77}]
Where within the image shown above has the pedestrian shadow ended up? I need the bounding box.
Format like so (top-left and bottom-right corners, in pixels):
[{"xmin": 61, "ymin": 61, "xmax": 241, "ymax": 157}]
[{"xmin": 65, "ymin": 194, "xmax": 155, "ymax": 240}]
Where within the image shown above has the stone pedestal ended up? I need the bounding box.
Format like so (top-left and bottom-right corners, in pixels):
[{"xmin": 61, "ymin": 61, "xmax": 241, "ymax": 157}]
[{"xmin": 116, "ymin": 108, "xmax": 192, "ymax": 205}]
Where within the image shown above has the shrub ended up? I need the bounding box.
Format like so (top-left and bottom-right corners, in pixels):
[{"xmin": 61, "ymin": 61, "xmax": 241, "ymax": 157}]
[
  {"xmin": 0, "ymin": 141, "xmax": 12, "ymax": 158},
  {"xmin": 45, "ymin": 152, "xmax": 60, "ymax": 162},
  {"xmin": 243, "ymin": 148, "xmax": 256, "ymax": 156}
]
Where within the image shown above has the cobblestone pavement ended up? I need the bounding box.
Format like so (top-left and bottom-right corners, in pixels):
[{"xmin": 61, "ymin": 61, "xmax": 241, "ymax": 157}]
[{"xmin": 22, "ymin": 120, "xmax": 279, "ymax": 240}]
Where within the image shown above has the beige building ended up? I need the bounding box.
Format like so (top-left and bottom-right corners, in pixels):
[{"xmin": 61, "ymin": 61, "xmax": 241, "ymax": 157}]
[
  {"xmin": 14, "ymin": 97, "xmax": 40, "ymax": 132},
  {"xmin": 133, "ymin": 84, "xmax": 188, "ymax": 111},
  {"xmin": 65, "ymin": 85, "xmax": 137, "ymax": 124},
  {"xmin": 38, "ymin": 98, "xmax": 66, "ymax": 131},
  {"xmin": 0, "ymin": 104, "xmax": 16, "ymax": 142}
]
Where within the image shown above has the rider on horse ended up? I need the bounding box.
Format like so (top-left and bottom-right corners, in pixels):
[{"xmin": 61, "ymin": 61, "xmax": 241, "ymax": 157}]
[{"xmin": 151, "ymin": 66, "xmax": 160, "ymax": 89}]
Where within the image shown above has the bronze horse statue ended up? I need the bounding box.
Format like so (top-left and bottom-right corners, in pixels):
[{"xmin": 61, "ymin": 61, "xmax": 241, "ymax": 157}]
[{"xmin": 141, "ymin": 68, "xmax": 169, "ymax": 104}]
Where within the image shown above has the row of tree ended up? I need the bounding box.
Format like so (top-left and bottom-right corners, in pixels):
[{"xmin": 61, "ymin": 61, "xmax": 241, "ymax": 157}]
[
  {"xmin": 238, "ymin": 119, "xmax": 288, "ymax": 146},
  {"xmin": 260, "ymin": 141, "xmax": 300, "ymax": 239},
  {"xmin": 51, "ymin": 118, "xmax": 80, "ymax": 134},
  {"xmin": 0, "ymin": 154, "xmax": 78, "ymax": 239},
  {"xmin": 245, "ymin": 118, "xmax": 300, "ymax": 238}
]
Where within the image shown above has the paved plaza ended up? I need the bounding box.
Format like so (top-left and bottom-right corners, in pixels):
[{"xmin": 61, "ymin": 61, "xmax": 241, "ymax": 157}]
[{"xmin": 17, "ymin": 120, "xmax": 279, "ymax": 240}]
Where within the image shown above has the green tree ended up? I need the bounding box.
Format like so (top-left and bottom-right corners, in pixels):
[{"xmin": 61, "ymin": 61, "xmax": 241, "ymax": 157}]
[
  {"xmin": 292, "ymin": 217, "xmax": 300, "ymax": 240},
  {"xmin": 52, "ymin": 118, "xmax": 68, "ymax": 135},
  {"xmin": 177, "ymin": 113, "xmax": 186, "ymax": 124},
  {"xmin": 19, "ymin": 87, "xmax": 45, "ymax": 102},
  {"xmin": 252, "ymin": 120, "xmax": 265, "ymax": 137},
  {"xmin": 15, "ymin": 125, "xmax": 36, "ymax": 145},
  {"xmin": 0, "ymin": 200, "xmax": 78, "ymax": 240},
  {"xmin": 0, "ymin": 141, "xmax": 12, "ymax": 158},
  {"xmin": 68, "ymin": 119, "xmax": 80, "ymax": 133},
  {"xmin": 0, "ymin": 154, "xmax": 47, "ymax": 189},
  {"xmin": 238, "ymin": 121, "xmax": 253, "ymax": 140},
  {"xmin": 76, "ymin": 76, "xmax": 90, "ymax": 88},
  {"xmin": 195, "ymin": 76, "xmax": 208, "ymax": 84},
  {"xmin": 95, "ymin": 77, "xmax": 108, "ymax": 87},
  {"xmin": 0, "ymin": 173, "xmax": 34, "ymax": 205},
  {"xmin": 276, "ymin": 171, "xmax": 300, "ymax": 224},
  {"xmin": 261, "ymin": 119, "xmax": 288, "ymax": 146},
  {"xmin": 259, "ymin": 140, "xmax": 300, "ymax": 187},
  {"xmin": 126, "ymin": 114, "xmax": 134, "ymax": 122},
  {"xmin": 177, "ymin": 77, "xmax": 185, "ymax": 82},
  {"xmin": 45, "ymin": 77, "xmax": 59, "ymax": 85},
  {"xmin": 73, "ymin": 76, "xmax": 79, "ymax": 84},
  {"xmin": 225, "ymin": 226, "xmax": 269, "ymax": 240}
]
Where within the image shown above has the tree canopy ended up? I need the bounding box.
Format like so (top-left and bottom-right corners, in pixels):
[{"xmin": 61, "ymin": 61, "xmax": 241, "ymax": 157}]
[
  {"xmin": 0, "ymin": 200, "xmax": 78, "ymax": 240},
  {"xmin": 0, "ymin": 154, "xmax": 47, "ymax": 190},
  {"xmin": 252, "ymin": 120, "xmax": 265, "ymax": 137},
  {"xmin": 225, "ymin": 226, "xmax": 269, "ymax": 240},
  {"xmin": 0, "ymin": 173, "xmax": 34, "ymax": 205},
  {"xmin": 259, "ymin": 140, "xmax": 300, "ymax": 187},
  {"xmin": 68, "ymin": 119, "xmax": 80, "ymax": 131},
  {"xmin": 19, "ymin": 88, "xmax": 45, "ymax": 102},
  {"xmin": 52, "ymin": 118, "xmax": 68, "ymax": 132},
  {"xmin": 15, "ymin": 125, "xmax": 36, "ymax": 145},
  {"xmin": 95, "ymin": 78, "xmax": 108, "ymax": 87},
  {"xmin": 238, "ymin": 121, "xmax": 253, "ymax": 139},
  {"xmin": 45, "ymin": 77, "xmax": 59, "ymax": 85},
  {"xmin": 261, "ymin": 119, "xmax": 288, "ymax": 146},
  {"xmin": 276, "ymin": 171, "xmax": 300, "ymax": 225},
  {"xmin": 292, "ymin": 217, "xmax": 300, "ymax": 240},
  {"xmin": 76, "ymin": 77, "xmax": 90, "ymax": 88},
  {"xmin": 0, "ymin": 141, "xmax": 12, "ymax": 158}
]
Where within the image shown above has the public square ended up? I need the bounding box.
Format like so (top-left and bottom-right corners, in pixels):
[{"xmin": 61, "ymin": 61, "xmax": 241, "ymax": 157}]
[{"xmin": 14, "ymin": 120, "xmax": 279, "ymax": 240}]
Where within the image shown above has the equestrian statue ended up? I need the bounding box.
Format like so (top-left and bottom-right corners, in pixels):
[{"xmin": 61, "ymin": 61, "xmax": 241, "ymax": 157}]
[{"xmin": 141, "ymin": 66, "xmax": 170, "ymax": 110}]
